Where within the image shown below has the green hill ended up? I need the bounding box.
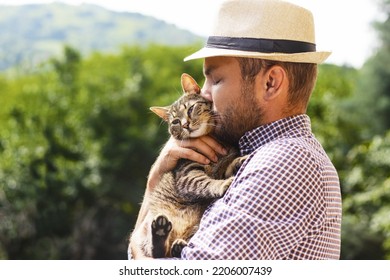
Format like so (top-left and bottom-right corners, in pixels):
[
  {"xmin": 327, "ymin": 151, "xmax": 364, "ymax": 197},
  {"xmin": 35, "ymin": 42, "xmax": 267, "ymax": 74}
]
[{"xmin": 0, "ymin": 3, "xmax": 203, "ymax": 71}]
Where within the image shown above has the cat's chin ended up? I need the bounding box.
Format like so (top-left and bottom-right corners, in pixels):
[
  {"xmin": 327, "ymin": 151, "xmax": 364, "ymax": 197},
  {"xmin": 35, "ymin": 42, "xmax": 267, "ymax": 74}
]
[{"xmin": 188, "ymin": 123, "xmax": 210, "ymax": 138}]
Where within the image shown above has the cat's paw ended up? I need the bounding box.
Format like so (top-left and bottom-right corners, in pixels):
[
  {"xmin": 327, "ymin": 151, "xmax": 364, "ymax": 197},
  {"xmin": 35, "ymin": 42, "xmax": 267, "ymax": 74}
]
[
  {"xmin": 225, "ymin": 155, "xmax": 249, "ymax": 177},
  {"xmin": 152, "ymin": 214, "xmax": 172, "ymax": 238},
  {"xmin": 218, "ymin": 176, "xmax": 234, "ymax": 196},
  {"xmin": 171, "ymin": 239, "xmax": 188, "ymax": 258}
]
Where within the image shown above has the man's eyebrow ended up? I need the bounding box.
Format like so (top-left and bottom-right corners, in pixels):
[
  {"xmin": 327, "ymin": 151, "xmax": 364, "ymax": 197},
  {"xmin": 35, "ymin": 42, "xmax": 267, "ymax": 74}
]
[{"xmin": 203, "ymin": 65, "xmax": 217, "ymax": 76}]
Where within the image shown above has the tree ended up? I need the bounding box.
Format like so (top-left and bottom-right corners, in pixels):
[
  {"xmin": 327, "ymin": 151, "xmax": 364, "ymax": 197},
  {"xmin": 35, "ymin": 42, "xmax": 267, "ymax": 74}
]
[
  {"xmin": 0, "ymin": 44, "xmax": 203, "ymax": 259},
  {"xmin": 351, "ymin": 0, "xmax": 390, "ymax": 137},
  {"xmin": 341, "ymin": 132, "xmax": 390, "ymax": 259},
  {"xmin": 308, "ymin": 64, "xmax": 360, "ymax": 170},
  {"xmin": 2, "ymin": 41, "xmax": 389, "ymax": 260},
  {"xmin": 335, "ymin": 0, "xmax": 390, "ymax": 259}
]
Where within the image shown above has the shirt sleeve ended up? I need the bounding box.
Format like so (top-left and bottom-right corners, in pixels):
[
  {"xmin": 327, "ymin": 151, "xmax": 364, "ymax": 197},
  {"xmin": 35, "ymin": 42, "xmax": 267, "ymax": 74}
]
[{"xmin": 181, "ymin": 140, "xmax": 325, "ymax": 259}]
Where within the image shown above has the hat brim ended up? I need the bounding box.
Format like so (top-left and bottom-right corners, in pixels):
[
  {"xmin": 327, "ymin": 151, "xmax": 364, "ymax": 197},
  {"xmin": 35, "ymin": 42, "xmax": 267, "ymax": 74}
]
[{"xmin": 184, "ymin": 47, "xmax": 331, "ymax": 64}]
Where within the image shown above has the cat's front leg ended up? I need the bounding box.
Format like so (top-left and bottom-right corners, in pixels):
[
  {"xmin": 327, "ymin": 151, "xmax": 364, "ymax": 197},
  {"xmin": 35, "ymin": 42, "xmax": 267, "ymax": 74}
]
[
  {"xmin": 224, "ymin": 155, "xmax": 249, "ymax": 178},
  {"xmin": 206, "ymin": 155, "xmax": 249, "ymax": 197},
  {"xmin": 219, "ymin": 176, "xmax": 234, "ymax": 195},
  {"xmin": 176, "ymin": 166, "xmax": 234, "ymax": 201}
]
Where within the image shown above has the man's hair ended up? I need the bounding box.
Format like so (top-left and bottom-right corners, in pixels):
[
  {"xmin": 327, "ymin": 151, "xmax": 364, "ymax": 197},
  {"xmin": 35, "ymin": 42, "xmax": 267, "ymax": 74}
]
[{"xmin": 236, "ymin": 57, "xmax": 318, "ymax": 112}]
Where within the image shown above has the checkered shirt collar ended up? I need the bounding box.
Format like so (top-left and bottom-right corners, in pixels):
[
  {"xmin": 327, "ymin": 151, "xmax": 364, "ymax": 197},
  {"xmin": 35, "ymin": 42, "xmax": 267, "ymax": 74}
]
[{"xmin": 239, "ymin": 114, "xmax": 312, "ymax": 155}]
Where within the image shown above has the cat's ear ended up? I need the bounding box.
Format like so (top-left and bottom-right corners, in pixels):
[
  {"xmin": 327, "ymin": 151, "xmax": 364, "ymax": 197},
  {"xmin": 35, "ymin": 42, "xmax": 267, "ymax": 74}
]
[
  {"xmin": 150, "ymin": 106, "xmax": 170, "ymax": 121},
  {"xmin": 181, "ymin": 73, "xmax": 201, "ymax": 95}
]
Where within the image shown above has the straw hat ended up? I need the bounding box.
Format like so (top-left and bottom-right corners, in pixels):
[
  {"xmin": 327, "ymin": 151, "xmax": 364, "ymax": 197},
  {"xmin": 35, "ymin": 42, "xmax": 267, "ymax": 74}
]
[{"xmin": 184, "ymin": 0, "xmax": 330, "ymax": 63}]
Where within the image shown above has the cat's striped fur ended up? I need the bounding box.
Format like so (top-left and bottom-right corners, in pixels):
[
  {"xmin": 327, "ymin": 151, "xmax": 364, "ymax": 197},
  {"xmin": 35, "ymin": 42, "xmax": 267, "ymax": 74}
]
[{"xmin": 129, "ymin": 73, "xmax": 246, "ymax": 258}]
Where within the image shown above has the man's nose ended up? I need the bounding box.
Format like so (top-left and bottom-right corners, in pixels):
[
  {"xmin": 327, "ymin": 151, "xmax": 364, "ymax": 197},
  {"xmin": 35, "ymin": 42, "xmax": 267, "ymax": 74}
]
[{"xmin": 200, "ymin": 85, "xmax": 212, "ymax": 101}]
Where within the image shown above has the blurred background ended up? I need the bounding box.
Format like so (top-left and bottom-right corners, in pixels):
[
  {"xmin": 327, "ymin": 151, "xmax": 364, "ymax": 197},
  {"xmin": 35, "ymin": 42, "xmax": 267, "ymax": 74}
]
[{"xmin": 0, "ymin": 0, "xmax": 389, "ymax": 260}]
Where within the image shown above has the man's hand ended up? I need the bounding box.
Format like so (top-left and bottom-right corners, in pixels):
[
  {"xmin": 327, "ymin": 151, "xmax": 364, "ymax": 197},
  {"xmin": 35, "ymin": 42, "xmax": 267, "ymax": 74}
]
[{"xmin": 147, "ymin": 135, "xmax": 227, "ymax": 191}]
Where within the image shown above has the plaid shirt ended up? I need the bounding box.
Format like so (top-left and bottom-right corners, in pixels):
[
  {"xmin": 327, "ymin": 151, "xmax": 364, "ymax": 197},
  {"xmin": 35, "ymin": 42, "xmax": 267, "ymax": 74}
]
[{"xmin": 181, "ymin": 114, "xmax": 342, "ymax": 259}]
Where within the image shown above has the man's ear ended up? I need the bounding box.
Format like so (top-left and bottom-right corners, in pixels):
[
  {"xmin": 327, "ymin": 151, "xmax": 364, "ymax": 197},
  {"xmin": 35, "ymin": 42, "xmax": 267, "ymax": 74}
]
[{"xmin": 263, "ymin": 66, "xmax": 287, "ymax": 101}]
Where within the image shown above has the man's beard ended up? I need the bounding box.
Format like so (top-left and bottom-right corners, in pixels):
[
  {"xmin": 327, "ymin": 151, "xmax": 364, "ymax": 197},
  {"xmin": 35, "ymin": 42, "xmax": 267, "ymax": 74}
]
[{"xmin": 214, "ymin": 81, "xmax": 264, "ymax": 147}]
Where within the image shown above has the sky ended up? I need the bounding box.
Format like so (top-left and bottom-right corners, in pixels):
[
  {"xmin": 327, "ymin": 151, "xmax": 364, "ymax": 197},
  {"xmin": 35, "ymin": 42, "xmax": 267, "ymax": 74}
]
[{"xmin": 0, "ymin": 0, "xmax": 382, "ymax": 68}]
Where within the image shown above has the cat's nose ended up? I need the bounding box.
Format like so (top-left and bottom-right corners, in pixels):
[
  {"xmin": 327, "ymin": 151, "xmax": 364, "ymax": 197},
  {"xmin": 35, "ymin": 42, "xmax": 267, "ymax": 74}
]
[{"xmin": 182, "ymin": 122, "xmax": 189, "ymax": 129}]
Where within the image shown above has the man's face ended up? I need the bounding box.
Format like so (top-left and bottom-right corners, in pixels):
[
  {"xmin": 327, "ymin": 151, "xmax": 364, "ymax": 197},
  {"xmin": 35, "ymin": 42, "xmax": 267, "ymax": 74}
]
[{"xmin": 201, "ymin": 56, "xmax": 264, "ymax": 146}]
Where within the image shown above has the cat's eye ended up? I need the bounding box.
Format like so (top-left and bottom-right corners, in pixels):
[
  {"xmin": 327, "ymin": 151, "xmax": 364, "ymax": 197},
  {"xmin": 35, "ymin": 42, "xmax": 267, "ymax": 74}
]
[
  {"xmin": 187, "ymin": 104, "xmax": 195, "ymax": 117},
  {"xmin": 172, "ymin": 119, "xmax": 180, "ymax": 125}
]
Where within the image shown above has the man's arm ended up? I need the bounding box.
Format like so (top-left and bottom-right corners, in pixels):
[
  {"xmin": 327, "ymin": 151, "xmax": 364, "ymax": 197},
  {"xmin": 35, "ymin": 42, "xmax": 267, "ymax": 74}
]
[{"xmin": 180, "ymin": 143, "xmax": 337, "ymax": 259}]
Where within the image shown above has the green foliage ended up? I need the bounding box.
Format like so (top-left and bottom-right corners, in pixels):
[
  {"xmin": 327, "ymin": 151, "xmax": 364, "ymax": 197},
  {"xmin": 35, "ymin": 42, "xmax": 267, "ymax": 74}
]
[
  {"xmin": 350, "ymin": 0, "xmax": 390, "ymax": 136},
  {"xmin": 309, "ymin": 64, "xmax": 360, "ymax": 169},
  {"xmin": 1, "ymin": 0, "xmax": 387, "ymax": 260},
  {"xmin": 0, "ymin": 44, "xmax": 202, "ymax": 259},
  {"xmin": 341, "ymin": 132, "xmax": 390, "ymax": 259},
  {"xmin": 332, "ymin": 0, "xmax": 390, "ymax": 259},
  {"xmin": 1, "ymin": 41, "xmax": 390, "ymax": 260}
]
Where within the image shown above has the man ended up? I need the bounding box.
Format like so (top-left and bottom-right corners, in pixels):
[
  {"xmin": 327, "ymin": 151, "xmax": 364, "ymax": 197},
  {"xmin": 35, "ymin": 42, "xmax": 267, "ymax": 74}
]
[{"xmin": 133, "ymin": 0, "xmax": 342, "ymax": 259}]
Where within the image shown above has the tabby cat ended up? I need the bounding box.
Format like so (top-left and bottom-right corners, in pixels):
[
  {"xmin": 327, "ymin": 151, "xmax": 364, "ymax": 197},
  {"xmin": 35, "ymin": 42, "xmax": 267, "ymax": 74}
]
[{"xmin": 128, "ymin": 73, "xmax": 246, "ymax": 258}]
